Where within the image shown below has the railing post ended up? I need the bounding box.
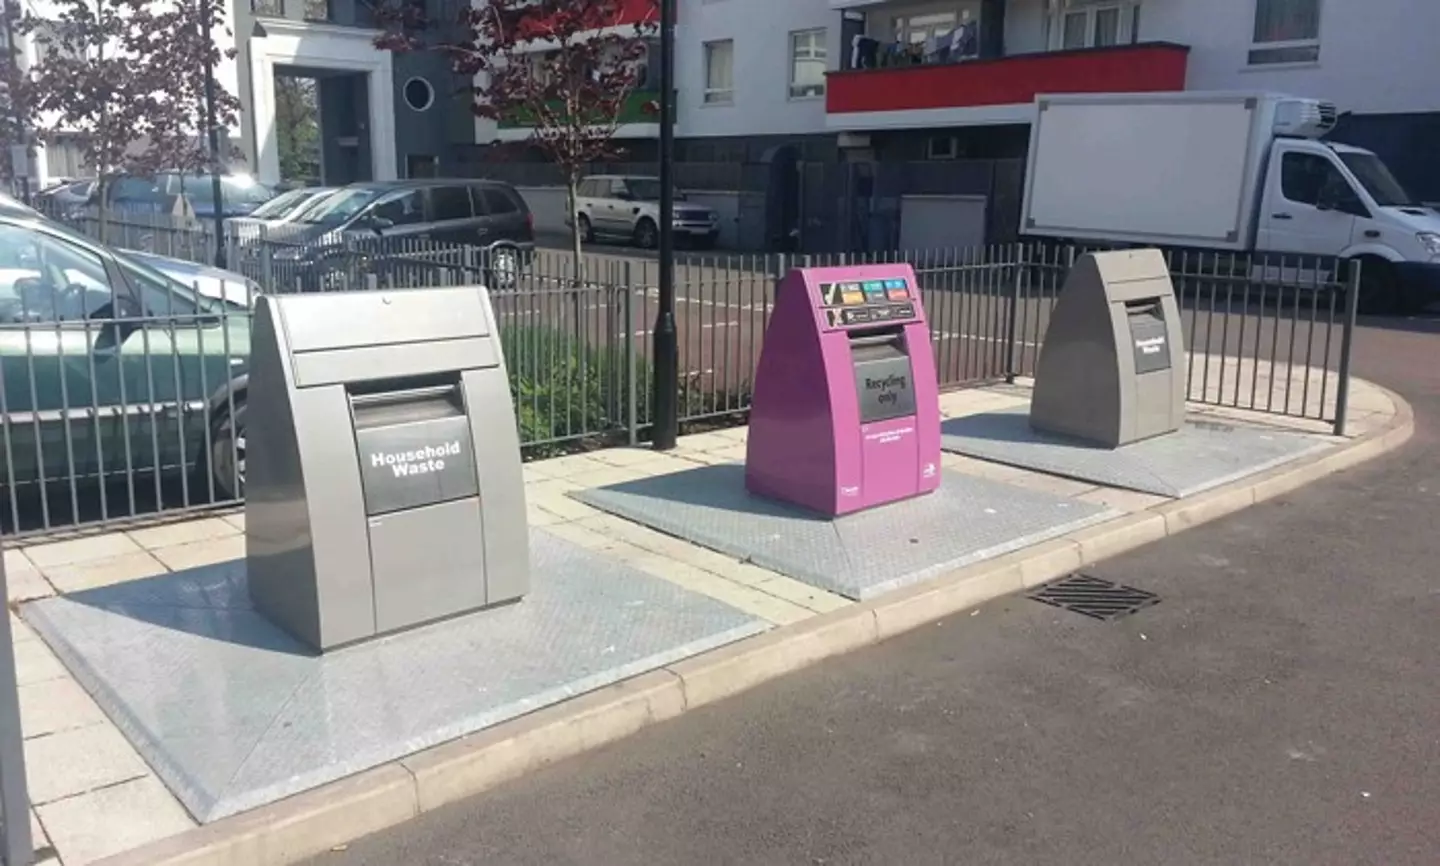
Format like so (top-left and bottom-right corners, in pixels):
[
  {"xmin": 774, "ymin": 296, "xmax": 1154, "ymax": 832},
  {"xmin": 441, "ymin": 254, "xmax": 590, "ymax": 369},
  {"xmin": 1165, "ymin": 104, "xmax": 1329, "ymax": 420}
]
[
  {"xmin": 0, "ymin": 536, "xmax": 34, "ymax": 866},
  {"xmin": 1332, "ymin": 259, "xmax": 1362, "ymax": 437},
  {"xmin": 1004, "ymin": 242, "xmax": 1024, "ymax": 383},
  {"xmin": 624, "ymin": 260, "xmax": 639, "ymax": 445}
]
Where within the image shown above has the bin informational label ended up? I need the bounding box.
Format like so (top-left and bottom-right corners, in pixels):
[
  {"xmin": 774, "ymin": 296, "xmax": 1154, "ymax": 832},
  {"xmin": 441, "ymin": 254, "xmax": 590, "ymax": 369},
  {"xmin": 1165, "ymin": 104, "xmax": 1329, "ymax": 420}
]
[
  {"xmin": 853, "ymin": 354, "xmax": 917, "ymax": 424},
  {"xmin": 1129, "ymin": 314, "xmax": 1172, "ymax": 375},
  {"xmin": 355, "ymin": 415, "xmax": 480, "ymax": 516}
]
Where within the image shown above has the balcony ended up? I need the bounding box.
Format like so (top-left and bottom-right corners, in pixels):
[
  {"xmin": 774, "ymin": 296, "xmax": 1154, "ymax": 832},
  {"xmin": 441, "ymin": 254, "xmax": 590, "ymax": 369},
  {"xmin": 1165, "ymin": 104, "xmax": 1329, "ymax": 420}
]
[
  {"xmin": 826, "ymin": 42, "xmax": 1189, "ymax": 129},
  {"xmin": 497, "ymin": 89, "xmax": 665, "ymax": 137}
]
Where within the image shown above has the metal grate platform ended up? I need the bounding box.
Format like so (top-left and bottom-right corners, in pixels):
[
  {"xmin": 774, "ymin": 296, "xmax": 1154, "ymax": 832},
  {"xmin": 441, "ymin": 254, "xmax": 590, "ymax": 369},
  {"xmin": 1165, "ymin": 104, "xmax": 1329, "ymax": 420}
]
[
  {"xmin": 571, "ymin": 464, "xmax": 1118, "ymax": 601},
  {"xmin": 940, "ymin": 407, "xmax": 1331, "ymax": 498},
  {"xmin": 22, "ymin": 531, "xmax": 765, "ymax": 824},
  {"xmin": 1029, "ymin": 573, "xmax": 1160, "ymax": 621}
]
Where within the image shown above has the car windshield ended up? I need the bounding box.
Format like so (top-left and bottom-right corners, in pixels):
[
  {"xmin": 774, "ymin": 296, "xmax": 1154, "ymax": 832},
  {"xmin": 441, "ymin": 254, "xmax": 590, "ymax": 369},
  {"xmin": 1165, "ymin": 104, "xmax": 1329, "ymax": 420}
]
[
  {"xmin": 178, "ymin": 175, "xmax": 276, "ymax": 207},
  {"xmin": 1338, "ymin": 152, "xmax": 1416, "ymax": 207},
  {"xmin": 248, "ymin": 188, "xmax": 312, "ymax": 219},
  {"xmin": 297, "ymin": 187, "xmax": 386, "ymax": 225},
  {"xmin": 625, "ymin": 179, "xmax": 687, "ymax": 202}
]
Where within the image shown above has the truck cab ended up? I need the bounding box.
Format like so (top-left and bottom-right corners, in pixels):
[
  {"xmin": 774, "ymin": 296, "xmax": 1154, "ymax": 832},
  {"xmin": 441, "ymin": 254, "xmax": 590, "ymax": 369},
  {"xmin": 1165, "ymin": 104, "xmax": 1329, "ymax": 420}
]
[{"xmin": 1258, "ymin": 136, "xmax": 1440, "ymax": 312}]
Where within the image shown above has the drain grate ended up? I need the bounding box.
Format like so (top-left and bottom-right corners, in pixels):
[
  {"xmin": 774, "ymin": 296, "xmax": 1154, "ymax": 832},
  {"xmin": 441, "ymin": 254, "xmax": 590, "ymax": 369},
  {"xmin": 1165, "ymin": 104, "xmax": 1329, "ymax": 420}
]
[{"xmin": 1029, "ymin": 573, "xmax": 1160, "ymax": 621}]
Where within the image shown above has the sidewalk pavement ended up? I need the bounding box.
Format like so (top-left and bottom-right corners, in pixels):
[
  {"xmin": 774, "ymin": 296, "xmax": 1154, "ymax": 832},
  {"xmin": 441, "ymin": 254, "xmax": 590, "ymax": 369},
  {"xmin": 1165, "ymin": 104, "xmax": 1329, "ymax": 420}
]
[{"xmin": 3, "ymin": 371, "xmax": 1409, "ymax": 866}]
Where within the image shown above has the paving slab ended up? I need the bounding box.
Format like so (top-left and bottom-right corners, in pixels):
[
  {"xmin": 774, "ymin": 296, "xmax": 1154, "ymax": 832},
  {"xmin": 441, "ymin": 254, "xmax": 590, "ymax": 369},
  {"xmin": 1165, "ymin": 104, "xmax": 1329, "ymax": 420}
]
[
  {"xmin": 21, "ymin": 530, "xmax": 765, "ymax": 825},
  {"xmin": 571, "ymin": 464, "xmax": 1117, "ymax": 601},
  {"xmin": 939, "ymin": 406, "xmax": 1332, "ymax": 498}
]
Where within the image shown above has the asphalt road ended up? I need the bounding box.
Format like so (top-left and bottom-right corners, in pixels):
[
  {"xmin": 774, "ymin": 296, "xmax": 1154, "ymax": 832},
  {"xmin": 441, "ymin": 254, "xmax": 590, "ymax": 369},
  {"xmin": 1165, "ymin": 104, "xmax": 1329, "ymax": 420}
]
[{"xmin": 304, "ymin": 311, "xmax": 1440, "ymax": 866}]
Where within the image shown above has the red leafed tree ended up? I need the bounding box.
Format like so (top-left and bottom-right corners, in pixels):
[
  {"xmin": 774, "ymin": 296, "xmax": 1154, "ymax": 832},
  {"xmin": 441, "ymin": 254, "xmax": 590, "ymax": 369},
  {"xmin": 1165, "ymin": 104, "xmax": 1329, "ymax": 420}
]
[
  {"xmin": 133, "ymin": 0, "xmax": 243, "ymax": 177},
  {"xmin": 19, "ymin": 0, "xmax": 242, "ymax": 240},
  {"xmin": 377, "ymin": 0, "xmax": 657, "ymax": 282}
]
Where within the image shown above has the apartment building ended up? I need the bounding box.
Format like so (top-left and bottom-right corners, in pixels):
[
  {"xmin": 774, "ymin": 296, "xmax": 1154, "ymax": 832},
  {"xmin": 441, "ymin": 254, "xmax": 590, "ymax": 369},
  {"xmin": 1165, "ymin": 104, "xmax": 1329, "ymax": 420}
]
[
  {"xmin": 821, "ymin": 0, "xmax": 1440, "ymax": 199},
  {"xmin": 23, "ymin": 0, "xmax": 1433, "ymax": 203}
]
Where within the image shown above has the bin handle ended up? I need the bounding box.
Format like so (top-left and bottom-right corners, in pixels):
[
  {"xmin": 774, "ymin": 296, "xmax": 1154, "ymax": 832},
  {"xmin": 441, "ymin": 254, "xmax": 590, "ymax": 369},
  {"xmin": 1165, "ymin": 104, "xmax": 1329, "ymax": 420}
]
[
  {"xmin": 847, "ymin": 331, "xmax": 904, "ymax": 348},
  {"xmin": 348, "ymin": 383, "xmax": 459, "ymax": 408},
  {"xmin": 1123, "ymin": 299, "xmax": 1161, "ymax": 316}
]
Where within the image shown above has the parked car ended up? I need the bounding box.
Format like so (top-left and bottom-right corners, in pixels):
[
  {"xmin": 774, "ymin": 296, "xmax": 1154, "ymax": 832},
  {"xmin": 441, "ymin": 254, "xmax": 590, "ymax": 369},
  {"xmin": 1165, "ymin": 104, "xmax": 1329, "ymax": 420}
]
[
  {"xmin": 263, "ymin": 178, "xmax": 536, "ymax": 290},
  {"xmin": 233, "ymin": 185, "xmax": 337, "ymax": 228},
  {"xmin": 0, "ymin": 189, "xmax": 262, "ymax": 309},
  {"xmin": 0, "ymin": 212, "xmax": 250, "ymax": 501},
  {"xmin": 98, "ymin": 172, "xmax": 277, "ymax": 220},
  {"xmin": 36, "ymin": 179, "xmax": 96, "ymax": 212},
  {"xmin": 572, "ymin": 175, "xmax": 719, "ymax": 249},
  {"xmin": 122, "ymin": 249, "xmax": 263, "ymax": 309}
]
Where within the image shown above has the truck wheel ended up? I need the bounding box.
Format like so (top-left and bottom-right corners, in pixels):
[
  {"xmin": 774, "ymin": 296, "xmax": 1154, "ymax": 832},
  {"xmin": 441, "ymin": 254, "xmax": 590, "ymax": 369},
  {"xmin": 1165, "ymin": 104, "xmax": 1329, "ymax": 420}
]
[
  {"xmin": 210, "ymin": 398, "xmax": 247, "ymax": 502},
  {"xmin": 1356, "ymin": 258, "xmax": 1400, "ymax": 316},
  {"xmin": 633, "ymin": 218, "xmax": 658, "ymax": 250},
  {"xmin": 578, "ymin": 214, "xmax": 594, "ymax": 243}
]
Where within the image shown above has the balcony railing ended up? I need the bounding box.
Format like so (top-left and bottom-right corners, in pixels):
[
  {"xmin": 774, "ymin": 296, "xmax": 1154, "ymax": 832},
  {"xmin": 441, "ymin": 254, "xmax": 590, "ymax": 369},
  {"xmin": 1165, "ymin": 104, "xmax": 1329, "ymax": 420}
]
[{"xmin": 826, "ymin": 42, "xmax": 1189, "ymax": 116}]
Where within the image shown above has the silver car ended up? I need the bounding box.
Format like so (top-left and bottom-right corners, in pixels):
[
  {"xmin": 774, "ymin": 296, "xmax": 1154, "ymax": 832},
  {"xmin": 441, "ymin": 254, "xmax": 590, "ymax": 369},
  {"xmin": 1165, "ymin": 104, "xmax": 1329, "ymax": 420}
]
[{"xmin": 572, "ymin": 175, "xmax": 719, "ymax": 250}]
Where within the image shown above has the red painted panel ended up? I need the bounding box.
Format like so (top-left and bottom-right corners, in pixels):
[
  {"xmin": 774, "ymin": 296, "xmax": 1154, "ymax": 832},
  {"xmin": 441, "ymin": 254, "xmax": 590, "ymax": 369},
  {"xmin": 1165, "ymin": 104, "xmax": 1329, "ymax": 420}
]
[
  {"xmin": 827, "ymin": 44, "xmax": 1189, "ymax": 115},
  {"xmin": 616, "ymin": 0, "xmax": 659, "ymax": 26}
]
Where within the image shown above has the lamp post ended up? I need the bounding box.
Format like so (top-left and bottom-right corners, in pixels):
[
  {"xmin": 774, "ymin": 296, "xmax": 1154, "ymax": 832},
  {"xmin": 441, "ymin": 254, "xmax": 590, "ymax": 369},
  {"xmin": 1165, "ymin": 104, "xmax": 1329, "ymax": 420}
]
[
  {"xmin": 649, "ymin": 0, "xmax": 678, "ymax": 450},
  {"xmin": 200, "ymin": 0, "xmax": 226, "ymax": 268}
]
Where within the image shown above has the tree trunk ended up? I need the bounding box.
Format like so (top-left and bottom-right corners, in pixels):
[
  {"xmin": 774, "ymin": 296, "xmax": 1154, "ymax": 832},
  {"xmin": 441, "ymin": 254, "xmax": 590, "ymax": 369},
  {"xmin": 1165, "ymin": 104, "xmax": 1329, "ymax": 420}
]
[
  {"xmin": 95, "ymin": 175, "xmax": 109, "ymax": 245},
  {"xmin": 565, "ymin": 171, "xmax": 585, "ymax": 350},
  {"xmin": 565, "ymin": 173, "xmax": 583, "ymax": 287}
]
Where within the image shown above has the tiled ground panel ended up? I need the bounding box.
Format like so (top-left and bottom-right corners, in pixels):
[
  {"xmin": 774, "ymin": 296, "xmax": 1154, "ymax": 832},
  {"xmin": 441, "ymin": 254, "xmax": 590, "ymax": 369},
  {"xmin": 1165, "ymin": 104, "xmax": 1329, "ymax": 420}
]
[
  {"xmin": 940, "ymin": 407, "xmax": 1332, "ymax": 498},
  {"xmin": 22, "ymin": 530, "xmax": 765, "ymax": 824},
  {"xmin": 572, "ymin": 464, "xmax": 1117, "ymax": 601}
]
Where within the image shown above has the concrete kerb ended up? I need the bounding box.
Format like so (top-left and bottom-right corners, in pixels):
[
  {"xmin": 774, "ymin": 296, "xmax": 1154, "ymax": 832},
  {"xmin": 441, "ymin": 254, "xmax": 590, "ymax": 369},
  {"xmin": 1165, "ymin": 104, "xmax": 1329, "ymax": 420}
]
[{"xmin": 92, "ymin": 382, "xmax": 1415, "ymax": 866}]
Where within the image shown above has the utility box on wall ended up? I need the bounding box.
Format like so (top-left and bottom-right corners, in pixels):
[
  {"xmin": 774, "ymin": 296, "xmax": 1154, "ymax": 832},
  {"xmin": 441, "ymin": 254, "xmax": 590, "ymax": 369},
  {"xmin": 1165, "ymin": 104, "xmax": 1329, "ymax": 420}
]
[
  {"xmin": 244, "ymin": 287, "xmax": 529, "ymax": 652},
  {"xmin": 1029, "ymin": 248, "xmax": 1186, "ymax": 448}
]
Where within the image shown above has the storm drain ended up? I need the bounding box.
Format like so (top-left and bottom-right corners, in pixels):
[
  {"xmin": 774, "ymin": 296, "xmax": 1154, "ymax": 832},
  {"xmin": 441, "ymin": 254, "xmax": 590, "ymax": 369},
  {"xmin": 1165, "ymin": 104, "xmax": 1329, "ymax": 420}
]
[{"xmin": 1029, "ymin": 573, "xmax": 1160, "ymax": 621}]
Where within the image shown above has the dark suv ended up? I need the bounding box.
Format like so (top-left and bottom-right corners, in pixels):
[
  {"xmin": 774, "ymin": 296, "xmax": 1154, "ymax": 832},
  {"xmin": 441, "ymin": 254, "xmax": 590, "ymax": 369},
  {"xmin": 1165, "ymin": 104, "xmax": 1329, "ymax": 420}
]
[{"xmin": 263, "ymin": 179, "xmax": 536, "ymax": 290}]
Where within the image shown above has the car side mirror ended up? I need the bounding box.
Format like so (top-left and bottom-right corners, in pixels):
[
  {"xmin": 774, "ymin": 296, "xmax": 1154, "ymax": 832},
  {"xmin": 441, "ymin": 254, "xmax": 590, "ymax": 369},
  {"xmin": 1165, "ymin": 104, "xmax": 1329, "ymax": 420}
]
[{"xmin": 366, "ymin": 213, "xmax": 393, "ymax": 233}]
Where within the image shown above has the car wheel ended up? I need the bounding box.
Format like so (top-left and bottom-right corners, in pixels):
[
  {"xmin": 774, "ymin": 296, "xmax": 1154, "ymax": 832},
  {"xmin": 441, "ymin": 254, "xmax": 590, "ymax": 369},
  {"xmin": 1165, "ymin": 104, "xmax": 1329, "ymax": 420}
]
[
  {"xmin": 633, "ymin": 218, "xmax": 658, "ymax": 250},
  {"xmin": 210, "ymin": 398, "xmax": 246, "ymax": 501},
  {"xmin": 578, "ymin": 214, "xmax": 594, "ymax": 243},
  {"xmin": 488, "ymin": 245, "xmax": 520, "ymax": 291},
  {"xmin": 1356, "ymin": 258, "xmax": 1401, "ymax": 316}
]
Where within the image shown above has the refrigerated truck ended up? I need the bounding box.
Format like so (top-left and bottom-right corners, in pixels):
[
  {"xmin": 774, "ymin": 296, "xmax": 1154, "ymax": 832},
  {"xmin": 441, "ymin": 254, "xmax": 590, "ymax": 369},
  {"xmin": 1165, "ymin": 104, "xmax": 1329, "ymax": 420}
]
[{"xmin": 1018, "ymin": 91, "xmax": 1440, "ymax": 313}]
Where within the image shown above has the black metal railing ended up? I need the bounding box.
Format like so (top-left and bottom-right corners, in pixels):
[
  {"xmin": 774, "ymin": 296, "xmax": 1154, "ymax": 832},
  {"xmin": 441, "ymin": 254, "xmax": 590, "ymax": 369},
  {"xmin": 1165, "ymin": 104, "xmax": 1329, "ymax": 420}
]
[{"xmin": 0, "ymin": 205, "xmax": 1357, "ymax": 537}]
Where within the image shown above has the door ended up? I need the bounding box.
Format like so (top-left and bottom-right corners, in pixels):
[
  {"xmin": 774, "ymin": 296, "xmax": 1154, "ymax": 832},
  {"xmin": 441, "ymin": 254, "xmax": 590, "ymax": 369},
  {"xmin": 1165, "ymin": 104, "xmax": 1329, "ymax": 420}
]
[
  {"xmin": 1260, "ymin": 148, "xmax": 1362, "ymax": 257},
  {"xmin": 113, "ymin": 258, "xmax": 234, "ymax": 485},
  {"xmin": 573, "ymin": 177, "xmax": 596, "ymax": 234},
  {"xmin": 0, "ymin": 222, "xmax": 124, "ymax": 493},
  {"xmin": 426, "ymin": 184, "xmax": 478, "ymax": 245},
  {"xmin": 475, "ymin": 185, "xmax": 528, "ymax": 244},
  {"xmin": 600, "ymin": 178, "xmax": 633, "ymax": 234},
  {"xmin": 366, "ymin": 188, "xmax": 430, "ymax": 245}
]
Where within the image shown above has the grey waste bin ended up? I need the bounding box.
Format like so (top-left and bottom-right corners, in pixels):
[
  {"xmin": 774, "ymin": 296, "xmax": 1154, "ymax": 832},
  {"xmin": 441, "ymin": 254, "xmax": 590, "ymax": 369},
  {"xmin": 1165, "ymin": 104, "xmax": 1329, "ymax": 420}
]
[
  {"xmin": 245, "ymin": 286, "xmax": 529, "ymax": 652},
  {"xmin": 1029, "ymin": 248, "xmax": 1185, "ymax": 448}
]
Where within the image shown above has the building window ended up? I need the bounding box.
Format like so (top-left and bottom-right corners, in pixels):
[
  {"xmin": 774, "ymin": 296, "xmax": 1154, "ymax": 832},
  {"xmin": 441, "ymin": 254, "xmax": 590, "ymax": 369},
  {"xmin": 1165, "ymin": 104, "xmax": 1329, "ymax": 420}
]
[
  {"xmin": 1052, "ymin": 1, "xmax": 1139, "ymax": 50},
  {"xmin": 703, "ymin": 39, "xmax": 734, "ymax": 105},
  {"xmin": 403, "ymin": 77, "xmax": 435, "ymax": 112},
  {"xmin": 893, "ymin": 11, "xmax": 957, "ymax": 46},
  {"xmin": 1250, "ymin": 0, "xmax": 1320, "ymax": 65},
  {"xmin": 926, "ymin": 136, "xmax": 958, "ymax": 160},
  {"xmin": 789, "ymin": 29, "xmax": 826, "ymax": 99}
]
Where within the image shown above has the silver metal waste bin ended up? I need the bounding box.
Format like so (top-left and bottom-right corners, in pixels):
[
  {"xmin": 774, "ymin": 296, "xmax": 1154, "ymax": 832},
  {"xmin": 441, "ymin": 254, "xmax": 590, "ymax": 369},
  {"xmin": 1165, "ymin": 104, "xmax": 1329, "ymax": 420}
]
[
  {"xmin": 1029, "ymin": 248, "xmax": 1185, "ymax": 448},
  {"xmin": 245, "ymin": 286, "xmax": 529, "ymax": 652}
]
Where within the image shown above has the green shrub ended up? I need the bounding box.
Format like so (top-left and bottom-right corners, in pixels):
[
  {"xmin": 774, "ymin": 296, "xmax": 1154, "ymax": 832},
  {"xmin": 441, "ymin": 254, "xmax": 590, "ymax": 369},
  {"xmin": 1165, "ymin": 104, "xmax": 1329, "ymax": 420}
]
[
  {"xmin": 502, "ymin": 325, "xmax": 636, "ymax": 449},
  {"xmin": 500, "ymin": 325, "xmax": 753, "ymax": 453}
]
